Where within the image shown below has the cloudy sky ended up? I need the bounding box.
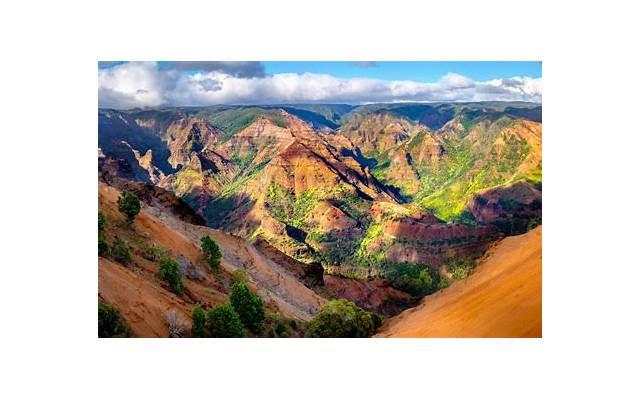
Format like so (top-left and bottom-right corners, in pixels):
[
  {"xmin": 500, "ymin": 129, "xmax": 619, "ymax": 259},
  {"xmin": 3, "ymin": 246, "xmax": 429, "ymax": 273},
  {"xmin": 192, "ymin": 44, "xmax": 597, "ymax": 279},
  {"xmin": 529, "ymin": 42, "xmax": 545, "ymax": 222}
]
[{"xmin": 98, "ymin": 61, "xmax": 542, "ymax": 109}]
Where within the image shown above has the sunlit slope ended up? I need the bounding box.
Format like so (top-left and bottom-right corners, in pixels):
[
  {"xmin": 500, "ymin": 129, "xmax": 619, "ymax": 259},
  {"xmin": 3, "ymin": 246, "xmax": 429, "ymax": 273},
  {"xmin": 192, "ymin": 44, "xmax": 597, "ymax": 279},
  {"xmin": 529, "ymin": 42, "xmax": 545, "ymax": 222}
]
[{"xmin": 376, "ymin": 226, "xmax": 541, "ymax": 338}]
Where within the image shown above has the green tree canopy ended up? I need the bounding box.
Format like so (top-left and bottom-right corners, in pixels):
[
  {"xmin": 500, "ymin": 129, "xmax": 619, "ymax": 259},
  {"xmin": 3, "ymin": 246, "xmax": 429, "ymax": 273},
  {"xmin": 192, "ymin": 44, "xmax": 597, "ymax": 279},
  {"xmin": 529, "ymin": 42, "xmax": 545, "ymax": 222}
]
[
  {"xmin": 191, "ymin": 304, "xmax": 206, "ymax": 338},
  {"xmin": 98, "ymin": 211, "xmax": 109, "ymax": 256},
  {"xmin": 111, "ymin": 237, "xmax": 131, "ymax": 265},
  {"xmin": 200, "ymin": 236, "xmax": 222, "ymax": 271},
  {"xmin": 305, "ymin": 299, "xmax": 381, "ymax": 338},
  {"xmin": 205, "ymin": 303, "xmax": 245, "ymax": 338},
  {"xmin": 230, "ymin": 282, "xmax": 265, "ymax": 333},
  {"xmin": 117, "ymin": 191, "xmax": 141, "ymax": 223},
  {"xmin": 98, "ymin": 302, "xmax": 129, "ymax": 338},
  {"xmin": 158, "ymin": 257, "xmax": 183, "ymax": 294}
]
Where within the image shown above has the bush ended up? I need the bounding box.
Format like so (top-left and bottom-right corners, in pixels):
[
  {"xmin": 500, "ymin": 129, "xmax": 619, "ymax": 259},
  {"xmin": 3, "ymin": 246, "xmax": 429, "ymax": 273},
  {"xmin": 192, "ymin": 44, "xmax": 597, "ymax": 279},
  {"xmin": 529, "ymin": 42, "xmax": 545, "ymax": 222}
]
[
  {"xmin": 98, "ymin": 211, "xmax": 109, "ymax": 256},
  {"xmin": 164, "ymin": 309, "xmax": 187, "ymax": 338},
  {"xmin": 205, "ymin": 303, "xmax": 245, "ymax": 338},
  {"xmin": 305, "ymin": 299, "xmax": 381, "ymax": 338},
  {"xmin": 111, "ymin": 237, "xmax": 131, "ymax": 265},
  {"xmin": 447, "ymin": 260, "xmax": 473, "ymax": 280},
  {"xmin": 231, "ymin": 269, "xmax": 249, "ymax": 284},
  {"xmin": 230, "ymin": 282, "xmax": 265, "ymax": 333},
  {"xmin": 117, "ymin": 191, "xmax": 141, "ymax": 224},
  {"xmin": 191, "ymin": 304, "xmax": 206, "ymax": 338},
  {"xmin": 98, "ymin": 302, "xmax": 129, "ymax": 338},
  {"xmin": 200, "ymin": 236, "xmax": 222, "ymax": 271},
  {"xmin": 158, "ymin": 257, "xmax": 183, "ymax": 294},
  {"xmin": 384, "ymin": 262, "xmax": 441, "ymax": 297}
]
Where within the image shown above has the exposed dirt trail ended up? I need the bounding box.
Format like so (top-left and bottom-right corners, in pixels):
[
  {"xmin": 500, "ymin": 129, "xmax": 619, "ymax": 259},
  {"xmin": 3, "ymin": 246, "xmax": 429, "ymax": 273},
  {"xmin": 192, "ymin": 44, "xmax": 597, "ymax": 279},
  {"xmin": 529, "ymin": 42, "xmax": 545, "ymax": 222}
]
[{"xmin": 376, "ymin": 226, "xmax": 542, "ymax": 338}]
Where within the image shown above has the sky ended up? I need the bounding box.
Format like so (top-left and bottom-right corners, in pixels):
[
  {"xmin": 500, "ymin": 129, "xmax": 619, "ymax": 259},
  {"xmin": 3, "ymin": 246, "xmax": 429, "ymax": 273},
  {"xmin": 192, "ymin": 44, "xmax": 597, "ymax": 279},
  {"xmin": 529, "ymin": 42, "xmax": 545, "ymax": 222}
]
[{"xmin": 98, "ymin": 61, "xmax": 542, "ymax": 109}]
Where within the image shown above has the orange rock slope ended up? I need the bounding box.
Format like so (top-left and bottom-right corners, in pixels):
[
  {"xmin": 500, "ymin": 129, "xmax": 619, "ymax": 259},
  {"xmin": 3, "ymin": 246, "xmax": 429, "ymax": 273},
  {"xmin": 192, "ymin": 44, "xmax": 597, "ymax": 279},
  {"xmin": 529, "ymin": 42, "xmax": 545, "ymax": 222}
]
[{"xmin": 376, "ymin": 225, "xmax": 542, "ymax": 338}]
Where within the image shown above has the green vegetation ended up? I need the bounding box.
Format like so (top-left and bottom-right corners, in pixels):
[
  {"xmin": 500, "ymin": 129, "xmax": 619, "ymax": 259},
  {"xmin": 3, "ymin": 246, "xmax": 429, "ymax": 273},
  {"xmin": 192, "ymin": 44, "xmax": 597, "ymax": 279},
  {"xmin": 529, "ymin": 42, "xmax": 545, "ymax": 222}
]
[
  {"xmin": 230, "ymin": 147, "xmax": 258, "ymax": 171},
  {"xmin": 111, "ymin": 237, "xmax": 131, "ymax": 265},
  {"xmin": 266, "ymin": 184, "xmax": 319, "ymax": 229},
  {"xmin": 117, "ymin": 191, "xmax": 141, "ymax": 224},
  {"xmin": 263, "ymin": 314, "xmax": 303, "ymax": 338},
  {"xmin": 384, "ymin": 262, "xmax": 442, "ymax": 297},
  {"xmin": 196, "ymin": 107, "xmax": 288, "ymax": 141},
  {"xmin": 172, "ymin": 167, "xmax": 203, "ymax": 197},
  {"xmin": 305, "ymin": 299, "xmax": 382, "ymax": 338},
  {"xmin": 231, "ymin": 269, "xmax": 249, "ymax": 284},
  {"xmin": 98, "ymin": 302, "xmax": 129, "ymax": 338},
  {"xmin": 230, "ymin": 282, "xmax": 265, "ymax": 333},
  {"xmin": 414, "ymin": 119, "xmax": 533, "ymax": 221},
  {"xmin": 141, "ymin": 243, "xmax": 169, "ymax": 261},
  {"xmin": 98, "ymin": 211, "xmax": 109, "ymax": 256},
  {"xmin": 205, "ymin": 303, "xmax": 245, "ymax": 338},
  {"xmin": 191, "ymin": 304, "xmax": 206, "ymax": 338},
  {"xmin": 158, "ymin": 257, "xmax": 183, "ymax": 295},
  {"xmin": 447, "ymin": 259, "xmax": 474, "ymax": 280},
  {"xmin": 200, "ymin": 236, "xmax": 222, "ymax": 271}
]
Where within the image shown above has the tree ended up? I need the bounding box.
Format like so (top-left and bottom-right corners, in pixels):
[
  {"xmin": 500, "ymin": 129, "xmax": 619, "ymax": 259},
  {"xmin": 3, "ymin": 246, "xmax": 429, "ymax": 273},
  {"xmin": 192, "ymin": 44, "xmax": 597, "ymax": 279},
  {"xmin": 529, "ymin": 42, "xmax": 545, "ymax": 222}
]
[
  {"xmin": 191, "ymin": 304, "xmax": 206, "ymax": 338},
  {"xmin": 200, "ymin": 236, "xmax": 222, "ymax": 271},
  {"xmin": 98, "ymin": 211, "xmax": 109, "ymax": 256},
  {"xmin": 305, "ymin": 299, "xmax": 381, "ymax": 338},
  {"xmin": 111, "ymin": 237, "xmax": 131, "ymax": 265},
  {"xmin": 158, "ymin": 257, "xmax": 183, "ymax": 294},
  {"xmin": 117, "ymin": 191, "xmax": 141, "ymax": 224},
  {"xmin": 230, "ymin": 282, "xmax": 265, "ymax": 333},
  {"xmin": 384, "ymin": 261, "xmax": 441, "ymax": 297},
  {"xmin": 98, "ymin": 302, "xmax": 129, "ymax": 338},
  {"xmin": 205, "ymin": 303, "xmax": 245, "ymax": 338}
]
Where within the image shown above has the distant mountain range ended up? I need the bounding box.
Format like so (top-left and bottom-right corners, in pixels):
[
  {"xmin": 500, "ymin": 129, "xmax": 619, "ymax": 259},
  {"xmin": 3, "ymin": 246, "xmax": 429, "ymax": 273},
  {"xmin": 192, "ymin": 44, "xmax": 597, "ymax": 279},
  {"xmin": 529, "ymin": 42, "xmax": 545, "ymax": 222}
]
[{"xmin": 99, "ymin": 101, "xmax": 542, "ymax": 331}]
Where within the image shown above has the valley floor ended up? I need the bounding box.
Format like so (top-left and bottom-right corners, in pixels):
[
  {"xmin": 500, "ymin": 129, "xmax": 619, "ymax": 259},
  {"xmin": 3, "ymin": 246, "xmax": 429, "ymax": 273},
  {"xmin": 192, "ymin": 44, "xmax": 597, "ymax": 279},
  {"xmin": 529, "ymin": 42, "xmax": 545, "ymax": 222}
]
[{"xmin": 376, "ymin": 225, "xmax": 542, "ymax": 338}]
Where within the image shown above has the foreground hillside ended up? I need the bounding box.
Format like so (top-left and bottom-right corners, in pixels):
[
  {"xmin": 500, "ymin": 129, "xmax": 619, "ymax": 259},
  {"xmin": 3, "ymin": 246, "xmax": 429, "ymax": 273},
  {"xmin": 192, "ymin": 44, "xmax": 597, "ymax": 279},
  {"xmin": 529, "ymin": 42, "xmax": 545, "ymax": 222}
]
[
  {"xmin": 376, "ymin": 226, "xmax": 542, "ymax": 338},
  {"xmin": 98, "ymin": 180, "xmax": 327, "ymax": 336}
]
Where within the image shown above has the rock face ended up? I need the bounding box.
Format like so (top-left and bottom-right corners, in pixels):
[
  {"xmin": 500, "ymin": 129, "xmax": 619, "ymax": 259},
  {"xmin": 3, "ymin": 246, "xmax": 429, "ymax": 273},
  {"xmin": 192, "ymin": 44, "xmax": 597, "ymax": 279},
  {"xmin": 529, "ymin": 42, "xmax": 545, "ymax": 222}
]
[
  {"xmin": 163, "ymin": 116, "xmax": 221, "ymax": 169},
  {"xmin": 356, "ymin": 203, "xmax": 504, "ymax": 271},
  {"xmin": 339, "ymin": 111, "xmax": 425, "ymax": 157},
  {"xmin": 323, "ymin": 275, "xmax": 412, "ymax": 315},
  {"xmin": 467, "ymin": 181, "xmax": 542, "ymax": 235}
]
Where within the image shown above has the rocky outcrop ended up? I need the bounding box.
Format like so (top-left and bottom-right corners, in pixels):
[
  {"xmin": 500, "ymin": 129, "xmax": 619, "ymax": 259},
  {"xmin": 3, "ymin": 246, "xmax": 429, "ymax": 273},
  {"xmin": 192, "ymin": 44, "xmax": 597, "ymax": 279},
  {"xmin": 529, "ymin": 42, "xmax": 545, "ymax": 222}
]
[
  {"xmin": 338, "ymin": 111, "xmax": 425, "ymax": 157},
  {"xmin": 323, "ymin": 275, "xmax": 412, "ymax": 315},
  {"xmin": 467, "ymin": 181, "xmax": 542, "ymax": 235}
]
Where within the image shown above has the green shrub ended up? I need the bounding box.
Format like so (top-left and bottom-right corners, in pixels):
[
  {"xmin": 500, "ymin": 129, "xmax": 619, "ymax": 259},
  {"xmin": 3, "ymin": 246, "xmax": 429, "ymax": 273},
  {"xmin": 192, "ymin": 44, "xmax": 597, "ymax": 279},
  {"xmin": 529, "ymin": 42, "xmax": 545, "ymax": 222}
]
[
  {"xmin": 305, "ymin": 299, "xmax": 381, "ymax": 338},
  {"xmin": 98, "ymin": 211, "xmax": 109, "ymax": 256},
  {"xmin": 191, "ymin": 304, "xmax": 206, "ymax": 338},
  {"xmin": 141, "ymin": 244, "xmax": 168, "ymax": 261},
  {"xmin": 158, "ymin": 257, "xmax": 183, "ymax": 294},
  {"xmin": 384, "ymin": 262, "xmax": 441, "ymax": 297},
  {"xmin": 98, "ymin": 302, "xmax": 129, "ymax": 338},
  {"xmin": 200, "ymin": 236, "xmax": 222, "ymax": 271},
  {"xmin": 117, "ymin": 191, "xmax": 141, "ymax": 224},
  {"xmin": 231, "ymin": 269, "xmax": 249, "ymax": 284},
  {"xmin": 447, "ymin": 260, "xmax": 474, "ymax": 280},
  {"xmin": 111, "ymin": 237, "xmax": 131, "ymax": 265},
  {"xmin": 230, "ymin": 282, "xmax": 265, "ymax": 333},
  {"xmin": 205, "ymin": 303, "xmax": 245, "ymax": 338}
]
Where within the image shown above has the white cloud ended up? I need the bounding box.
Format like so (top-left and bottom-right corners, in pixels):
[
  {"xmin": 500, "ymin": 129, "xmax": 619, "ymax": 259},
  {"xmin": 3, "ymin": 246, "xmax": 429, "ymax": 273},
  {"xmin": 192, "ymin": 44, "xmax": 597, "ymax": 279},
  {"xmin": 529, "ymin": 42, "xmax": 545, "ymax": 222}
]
[{"xmin": 98, "ymin": 62, "xmax": 542, "ymax": 109}]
